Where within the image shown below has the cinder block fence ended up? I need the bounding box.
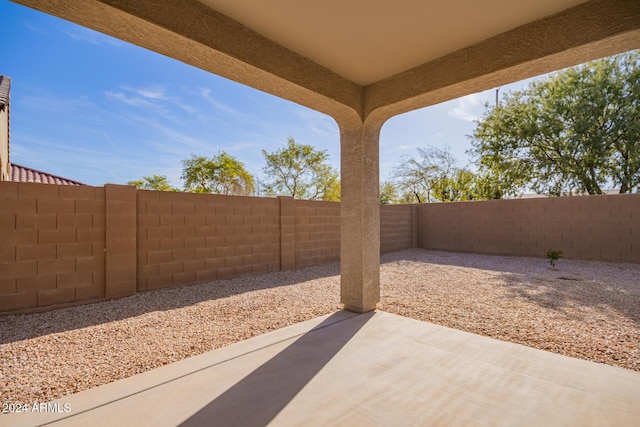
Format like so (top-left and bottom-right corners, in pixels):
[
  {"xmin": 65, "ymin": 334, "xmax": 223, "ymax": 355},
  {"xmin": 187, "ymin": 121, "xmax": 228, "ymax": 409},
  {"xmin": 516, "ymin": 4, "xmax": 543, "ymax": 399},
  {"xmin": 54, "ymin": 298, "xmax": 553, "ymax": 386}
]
[
  {"xmin": 0, "ymin": 182, "xmax": 416, "ymax": 313},
  {"xmin": 416, "ymin": 195, "xmax": 638, "ymax": 262},
  {"xmin": 1, "ymin": 181, "xmax": 637, "ymax": 314}
]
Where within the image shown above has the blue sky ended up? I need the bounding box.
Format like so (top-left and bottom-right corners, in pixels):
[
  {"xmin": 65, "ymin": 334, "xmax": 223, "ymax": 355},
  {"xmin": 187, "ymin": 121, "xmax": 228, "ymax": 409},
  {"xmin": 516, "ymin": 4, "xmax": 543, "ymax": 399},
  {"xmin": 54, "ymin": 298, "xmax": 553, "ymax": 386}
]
[{"xmin": 1, "ymin": 0, "xmax": 530, "ymax": 188}]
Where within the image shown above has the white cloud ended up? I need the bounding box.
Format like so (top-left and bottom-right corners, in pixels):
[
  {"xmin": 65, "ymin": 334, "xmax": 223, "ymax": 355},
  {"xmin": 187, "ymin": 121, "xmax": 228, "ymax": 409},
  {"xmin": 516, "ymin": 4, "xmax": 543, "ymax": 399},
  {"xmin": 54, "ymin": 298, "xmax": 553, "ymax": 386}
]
[
  {"xmin": 200, "ymin": 87, "xmax": 244, "ymax": 117},
  {"xmin": 107, "ymin": 85, "xmax": 170, "ymax": 104},
  {"xmin": 65, "ymin": 31, "xmax": 99, "ymax": 45},
  {"xmin": 132, "ymin": 86, "xmax": 168, "ymax": 100},
  {"xmin": 17, "ymin": 92, "xmax": 109, "ymax": 128},
  {"xmin": 225, "ymin": 141, "xmax": 262, "ymax": 153},
  {"xmin": 22, "ymin": 21, "xmax": 49, "ymax": 35},
  {"xmin": 133, "ymin": 117, "xmax": 209, "ymax": 153},
  {"xmin": 104, "ymin": 91, "xmax": 156, "ymax": 108},
  {"xmin": 396, "ymin": 144, "xmax": 419, "ymax": 151},
  {"xmin": 64, "ymin": 27, "xmax": 122, "ymax": 46},
  {"xmin": 104, "ymin": 86, "xmax": 187, "ymax": 125},
  {"xmin": 448, "ymin": 107, "xmax": 478, "ymax": 122},
  {"xmin": 8, "ymin": 134, "xmax": 147, "ymax": 185},
  {"xmin": 178, "ymin": 104, "xmax": 199, "ymax": 116},
  {"xmin": 447, "ymin": 91, "xmax": 494, "ymax": 123},
  {"xmin": 292, "ymin": 107, "xmax": 338, "ymax": 137}
]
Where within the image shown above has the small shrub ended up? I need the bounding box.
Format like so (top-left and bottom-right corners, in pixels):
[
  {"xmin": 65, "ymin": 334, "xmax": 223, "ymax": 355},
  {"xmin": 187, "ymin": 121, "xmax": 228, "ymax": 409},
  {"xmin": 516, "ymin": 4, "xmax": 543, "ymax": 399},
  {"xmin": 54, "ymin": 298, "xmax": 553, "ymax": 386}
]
[{"xmin": 546, "ymin": 249, "xmax": 563, "ymax": 268}]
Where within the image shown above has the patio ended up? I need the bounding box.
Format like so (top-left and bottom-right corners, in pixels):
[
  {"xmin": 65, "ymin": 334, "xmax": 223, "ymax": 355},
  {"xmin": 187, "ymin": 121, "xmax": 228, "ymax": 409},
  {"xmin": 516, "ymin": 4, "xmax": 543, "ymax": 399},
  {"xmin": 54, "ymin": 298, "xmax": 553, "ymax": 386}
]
[
  {"xmin": 3, "ymin": 249, "xmax": 639, "ymax": 409},
  {"xmin": 10, "ymin": 310, "xmax": 640, "ymax": 426},
  {"xmin": 4, "ymin": 1, "xmax": 640, "ymax": 425}
]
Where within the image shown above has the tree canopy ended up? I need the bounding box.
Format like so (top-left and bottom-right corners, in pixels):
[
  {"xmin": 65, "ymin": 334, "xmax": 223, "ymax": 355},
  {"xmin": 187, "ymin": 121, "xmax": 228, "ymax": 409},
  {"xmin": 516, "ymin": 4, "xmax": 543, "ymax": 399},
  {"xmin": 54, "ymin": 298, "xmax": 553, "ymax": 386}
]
[
  {"xmin": 470, "ymin": 51, "xmax": 640, "ymax": 196},
  {"xmin": 127, "ymin": 174, "xmax": 178, "ymax": 192},
  {"xmin": 379, "ymin": 181, "xmax": 399, "ymax": 204},
  {"xmin": 262, "ymin": 137, "xmax": 340, "ymax": 201},
  {"xmin": 391, "ymin": 145, "xmax": 478, "ymax": 202},
  {"xmin": 181, "ymin": 151, "xmax": 254, "ymax": 195}
]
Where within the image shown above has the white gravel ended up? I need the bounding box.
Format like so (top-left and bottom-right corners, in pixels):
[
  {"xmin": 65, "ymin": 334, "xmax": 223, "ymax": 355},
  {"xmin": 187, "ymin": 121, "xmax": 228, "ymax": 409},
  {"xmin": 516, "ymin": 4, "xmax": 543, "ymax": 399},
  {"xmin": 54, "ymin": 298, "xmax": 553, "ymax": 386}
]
[{"xmin": 1, "ymin": 249, "xmax": 638, "ymax": 406}]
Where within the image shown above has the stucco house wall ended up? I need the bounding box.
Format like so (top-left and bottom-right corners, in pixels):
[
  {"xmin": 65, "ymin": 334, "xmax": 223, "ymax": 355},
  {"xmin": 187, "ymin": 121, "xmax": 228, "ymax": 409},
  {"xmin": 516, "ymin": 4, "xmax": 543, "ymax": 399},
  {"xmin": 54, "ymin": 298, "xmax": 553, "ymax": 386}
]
[{"xmin": 0, "ymin": 76, "xmax": 10, "ymax": 182}]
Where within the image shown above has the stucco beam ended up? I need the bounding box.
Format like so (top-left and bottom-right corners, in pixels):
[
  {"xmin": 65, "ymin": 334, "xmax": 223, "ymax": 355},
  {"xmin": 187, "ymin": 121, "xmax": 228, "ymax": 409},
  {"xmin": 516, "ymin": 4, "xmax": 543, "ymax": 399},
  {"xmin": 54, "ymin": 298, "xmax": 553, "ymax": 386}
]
[
  {"xmin": 12, "ymin": 0, "xmax": 363, "ymax": 122},
  {"xmin": 364, "ymin": 0, "xmax": 640, "ymax": 121}
]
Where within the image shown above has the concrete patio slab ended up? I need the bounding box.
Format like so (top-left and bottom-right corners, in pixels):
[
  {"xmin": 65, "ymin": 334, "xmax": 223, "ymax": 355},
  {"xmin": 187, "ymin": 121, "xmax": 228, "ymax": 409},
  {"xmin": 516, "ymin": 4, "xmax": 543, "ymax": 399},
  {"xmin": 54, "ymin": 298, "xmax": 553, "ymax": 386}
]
[{"xmin": 9, "ymin": 310, "xmax": 640, "ymax": 426}]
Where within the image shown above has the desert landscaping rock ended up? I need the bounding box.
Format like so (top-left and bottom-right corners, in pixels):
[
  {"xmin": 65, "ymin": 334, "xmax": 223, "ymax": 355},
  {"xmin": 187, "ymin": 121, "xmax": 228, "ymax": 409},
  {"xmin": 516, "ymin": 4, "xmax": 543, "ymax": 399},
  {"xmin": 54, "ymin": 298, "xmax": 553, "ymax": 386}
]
[{"xmin": 1, "ymin": 249, "xmax": 638, "ymax": 406}]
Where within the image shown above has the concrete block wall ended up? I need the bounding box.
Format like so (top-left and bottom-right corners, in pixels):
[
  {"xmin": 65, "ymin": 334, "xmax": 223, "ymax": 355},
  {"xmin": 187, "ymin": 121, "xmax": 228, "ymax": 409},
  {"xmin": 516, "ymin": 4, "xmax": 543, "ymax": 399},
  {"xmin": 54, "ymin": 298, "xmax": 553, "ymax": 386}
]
[
  {"xmin": 380, "ymin": 204, "xmax": 417, "ymax": 253},
  {"xmin": 0, "ymin": 183, "xmax": 414, "ymax": 313},
  {"xmin": 417, "ymin": 194, "xmax": 639, "ymax": 263},
  {"xmin": 0, "ymin": 182, "xmax": 106, "ymax": 312},
  {"xmin": 9, "ymin": 181, "xmax": 635, "ymax": 313},
  {"xmin": 280, "ymin": 196, "xmax": 296, "ymax": 271},
  {"xmin": 137, "ymin": 191, "xmax": 281, "ymax": 291},
  {"xmin": 295, "ymin": 200, "xmax": 340, "ymax": 268},
  {"xmin": 106, "ymin": 184, "xmax": 137, "ymax": 298}
]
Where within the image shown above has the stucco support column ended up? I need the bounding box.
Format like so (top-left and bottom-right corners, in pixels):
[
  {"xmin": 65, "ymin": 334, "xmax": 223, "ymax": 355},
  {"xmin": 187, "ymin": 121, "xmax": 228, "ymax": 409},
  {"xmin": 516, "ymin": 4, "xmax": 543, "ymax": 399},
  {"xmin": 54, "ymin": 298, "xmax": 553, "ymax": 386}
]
[{"xmin": 340, "ymin": 119, "xmax": 381, "ymax": 313}]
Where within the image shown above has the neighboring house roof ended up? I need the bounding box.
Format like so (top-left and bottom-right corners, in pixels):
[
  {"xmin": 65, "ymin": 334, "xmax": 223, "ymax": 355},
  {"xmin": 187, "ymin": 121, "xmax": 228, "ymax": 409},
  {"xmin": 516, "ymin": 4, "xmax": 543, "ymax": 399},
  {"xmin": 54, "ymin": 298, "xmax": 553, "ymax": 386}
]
[
  {"xmin": 11, "ymin": 163, "xmax": 86, "ymax": 186},
  {"xmin": 1, "ymin": 75, "xmax": 84, "ymax": 186},
  {"xmin": 0, "ymin": 75, "xmax": 10, "ymax": 111}
]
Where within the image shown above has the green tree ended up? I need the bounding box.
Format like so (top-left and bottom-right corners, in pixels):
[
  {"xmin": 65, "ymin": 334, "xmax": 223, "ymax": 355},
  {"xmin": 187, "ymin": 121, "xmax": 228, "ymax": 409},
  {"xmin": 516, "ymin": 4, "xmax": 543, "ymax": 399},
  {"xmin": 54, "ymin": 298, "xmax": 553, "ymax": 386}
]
[
  {"xmin": 392, "ymin": 145, "xmax": 461, "ymax": 203},
  {"xmin": 471, "ymin": 50, "xmax": 640, "ymax": 196},
  {"xmin": 262, "ymin": 137, "xmax": 340, "ymax": 200},
  {"xmin": 181, "ymin": 151, "xmax": 254, "ymax": 195},
  {"xmin": 446, "ymin": 168, "xmax": 479, "ymax": 201},
  {"xmin": 127, "ymin": 174, "xmax": 178, "ymax": 191},
  {"xmin": 473, "ymin": 171, "xmax": 506, "ymax": 200},
  {"xmin": 379, "ymin": 181, "xmax": 399, "ymax": 204},
  {"xmin": 319, "ymin": 168, "xmax": 341, "ymax": 202}
]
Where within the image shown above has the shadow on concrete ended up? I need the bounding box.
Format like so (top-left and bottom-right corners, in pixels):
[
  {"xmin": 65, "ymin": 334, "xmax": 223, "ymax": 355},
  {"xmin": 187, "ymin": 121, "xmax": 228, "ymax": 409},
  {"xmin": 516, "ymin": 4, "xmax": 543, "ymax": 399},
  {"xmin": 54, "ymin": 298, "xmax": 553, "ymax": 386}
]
[
  {"xmin": 180, "ymin": 311, "xmax": 372, "ymax": 427},
  {"xmin": 0, "ymin": 262, "xmax": 340, "ymax": 344}
]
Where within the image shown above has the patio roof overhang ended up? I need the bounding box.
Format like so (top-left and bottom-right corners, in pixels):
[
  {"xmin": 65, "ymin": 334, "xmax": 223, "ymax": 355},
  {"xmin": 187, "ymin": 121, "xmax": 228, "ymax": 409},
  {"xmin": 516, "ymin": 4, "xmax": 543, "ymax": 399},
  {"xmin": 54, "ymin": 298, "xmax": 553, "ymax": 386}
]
[{"xmin": 12, "ymin": 0, "xmax": 640, "ymax": 312}]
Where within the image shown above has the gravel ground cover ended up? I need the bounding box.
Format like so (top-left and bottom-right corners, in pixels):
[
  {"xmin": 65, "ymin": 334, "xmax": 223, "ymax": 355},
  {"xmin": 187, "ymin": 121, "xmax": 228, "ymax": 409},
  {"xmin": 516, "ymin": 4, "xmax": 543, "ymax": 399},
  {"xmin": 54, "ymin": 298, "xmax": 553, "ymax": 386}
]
[
  {"xmin": 1, "ymin": 249, "xmax": 639, "ymax": 406},
  {"xmin": 378, "ymin": 250, "xmax": 640, "ymax": 372}
]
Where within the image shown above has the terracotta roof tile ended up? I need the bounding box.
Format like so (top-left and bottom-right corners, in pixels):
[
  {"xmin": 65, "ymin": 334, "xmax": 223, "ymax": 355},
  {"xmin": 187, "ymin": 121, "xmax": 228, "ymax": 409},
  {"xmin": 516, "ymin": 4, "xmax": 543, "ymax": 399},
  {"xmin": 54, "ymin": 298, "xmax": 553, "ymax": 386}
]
[{"xmin": 10, "ymin": 163, "xmax": 86, "ymax": 186}]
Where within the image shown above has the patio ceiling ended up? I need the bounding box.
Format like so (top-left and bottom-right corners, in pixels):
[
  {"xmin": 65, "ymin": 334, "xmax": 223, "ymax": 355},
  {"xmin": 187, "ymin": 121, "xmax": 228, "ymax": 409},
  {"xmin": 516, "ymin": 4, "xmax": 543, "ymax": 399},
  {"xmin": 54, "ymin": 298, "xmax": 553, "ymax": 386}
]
[{"xmin": 200, "ymin": 0, "xmax": 590, "ymax": 86}]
